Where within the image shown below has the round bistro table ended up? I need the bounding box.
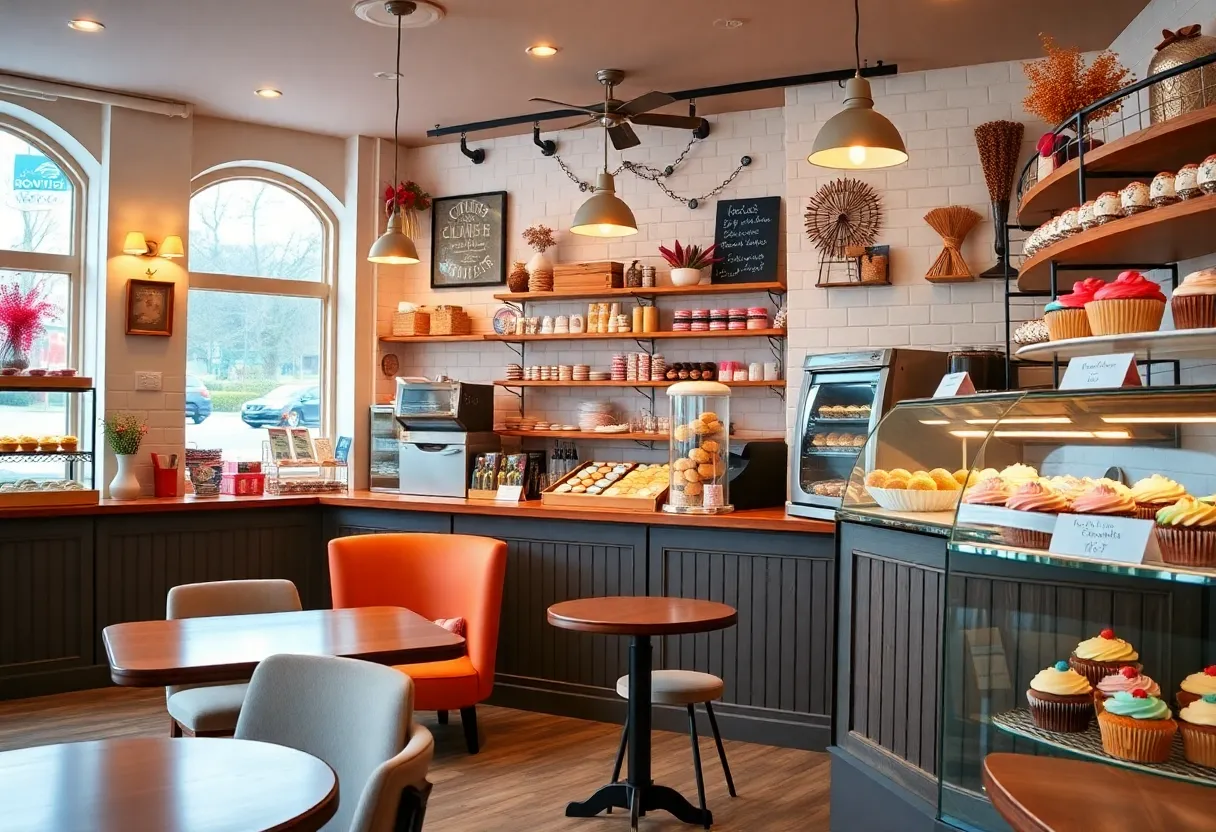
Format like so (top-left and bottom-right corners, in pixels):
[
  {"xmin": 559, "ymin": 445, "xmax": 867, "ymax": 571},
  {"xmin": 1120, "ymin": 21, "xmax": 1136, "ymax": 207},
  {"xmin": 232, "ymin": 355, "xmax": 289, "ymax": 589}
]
[
  {"xmin": 983, "ymin": 753, "xmax": 1216, "ymax": 832},
  {"xmin": 548, "ymin": 596, "xmax": 738, "ymax": 831},
  {"xmin": 0, "ymin": 737, "xmax": 338, "ymax": 832}
]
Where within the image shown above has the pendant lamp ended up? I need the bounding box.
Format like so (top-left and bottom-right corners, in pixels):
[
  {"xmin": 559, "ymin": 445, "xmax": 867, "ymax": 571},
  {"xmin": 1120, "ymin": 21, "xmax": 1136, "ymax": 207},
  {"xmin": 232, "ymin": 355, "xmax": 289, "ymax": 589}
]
[
  {"xmin": 368, "ymin": 1, "xmax": 420, "ymax": 265},
  {"xmin": 570, "ymin": 85, "xmax": 637, "ymax": 237},
  {"xmin": 807, "ymin": 0, "xmax": 908, "ymax": 170}
]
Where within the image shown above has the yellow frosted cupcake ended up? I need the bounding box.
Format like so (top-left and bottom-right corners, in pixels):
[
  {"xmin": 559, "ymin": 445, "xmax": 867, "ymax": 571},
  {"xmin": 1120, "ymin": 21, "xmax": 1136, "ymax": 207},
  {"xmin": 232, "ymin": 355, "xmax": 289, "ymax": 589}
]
[
  {"xmin": 1130, "ymin": 474, "xmax": 1188, "ymax": 519},
  {"xmin": 1070, "ymin": 629, "xmax": 1140, "ymax": 687},
  {"xmin": 1155, "ymin": 496, "xmax": 1216, "ymax": 567},
  {"xmin": 1179, "ymin": 693, "xmax": 1216, "ymax": 768}
]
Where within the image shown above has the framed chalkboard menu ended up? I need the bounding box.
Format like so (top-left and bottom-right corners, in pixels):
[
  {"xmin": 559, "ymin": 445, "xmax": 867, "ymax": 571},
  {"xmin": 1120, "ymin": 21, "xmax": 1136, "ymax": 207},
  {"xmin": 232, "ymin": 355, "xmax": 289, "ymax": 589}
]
[
  {"xmin": 710, "ymin": 196, "xmax": 781, "ymax": 283},
  {"xmin": 431, "ymin": 191, "xmax": 508, "ymax": 288}
]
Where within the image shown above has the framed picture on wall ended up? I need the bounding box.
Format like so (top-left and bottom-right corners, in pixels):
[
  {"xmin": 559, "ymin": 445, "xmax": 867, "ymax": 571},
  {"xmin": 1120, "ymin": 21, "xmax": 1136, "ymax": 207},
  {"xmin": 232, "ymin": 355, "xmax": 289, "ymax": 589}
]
[
  {"xmin": 125, "ymin": 277, "xmax": 174, "ymax": 336},
  {"xmin": 430, "ymin": 191, "xmax": 508, "ymax": 289}
]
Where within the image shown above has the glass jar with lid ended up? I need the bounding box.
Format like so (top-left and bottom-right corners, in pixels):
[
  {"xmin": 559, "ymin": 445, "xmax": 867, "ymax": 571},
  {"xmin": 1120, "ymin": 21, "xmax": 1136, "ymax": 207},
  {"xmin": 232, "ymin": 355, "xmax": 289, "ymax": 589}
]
[{"xmin": 663, "ymin": 381, "xmax": 732, "ymax": 514}]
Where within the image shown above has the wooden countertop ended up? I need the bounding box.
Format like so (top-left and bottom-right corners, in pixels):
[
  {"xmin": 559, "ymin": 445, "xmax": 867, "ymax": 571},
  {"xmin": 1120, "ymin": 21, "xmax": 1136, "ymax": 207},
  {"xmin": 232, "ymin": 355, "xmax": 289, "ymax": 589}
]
[{"xmin": 0, "ymin": 490, "xmax": 832, "ymax": 534}]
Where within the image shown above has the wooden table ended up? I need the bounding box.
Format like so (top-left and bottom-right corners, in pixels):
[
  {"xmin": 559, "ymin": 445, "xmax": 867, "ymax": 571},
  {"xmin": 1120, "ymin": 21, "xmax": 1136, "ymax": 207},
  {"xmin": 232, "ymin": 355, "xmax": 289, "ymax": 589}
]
[
  {"xmin": 0, "ymin": 737, "xmax": 337, "ymax": 831},
  {"xmin": 983, "ymin": 753, "xmax": 1216, "ymax": 832},
  {"xmin": 548, "ymin": 596, "xmax": 738, "ymax": 831},
  {"xmin": 103, "ymin": 606, "xmax": 466, "ymax": 686}
]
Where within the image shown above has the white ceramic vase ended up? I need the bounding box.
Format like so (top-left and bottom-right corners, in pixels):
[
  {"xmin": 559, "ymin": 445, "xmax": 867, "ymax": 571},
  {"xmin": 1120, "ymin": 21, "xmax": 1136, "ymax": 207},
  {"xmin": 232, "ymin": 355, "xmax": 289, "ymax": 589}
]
[
  {"xmin": 526, "ymin": 250, "xmax": 553, "ymax": 275},
  {"xmin": 109, "ymin": 453, "xmax": 141, "ymax": 501},
  {"xmin": 670, "ymin": 267, "xmax": 703, "ymax": 287}
]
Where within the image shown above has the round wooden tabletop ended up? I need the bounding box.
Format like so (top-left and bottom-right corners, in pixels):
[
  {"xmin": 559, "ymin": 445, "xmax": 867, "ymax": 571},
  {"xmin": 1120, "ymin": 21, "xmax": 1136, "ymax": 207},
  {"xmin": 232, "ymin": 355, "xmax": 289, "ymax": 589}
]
[
  {"xmin": 547, "ymin": 596, "xmax": 738, "ymax": 636},
  {"xmin": 0, "ymin": 737, "xmax": 338, "ymax": 832},
  {"xmin": 983, "ymin": 753, "xmax": 1216, "ymax": 832}
]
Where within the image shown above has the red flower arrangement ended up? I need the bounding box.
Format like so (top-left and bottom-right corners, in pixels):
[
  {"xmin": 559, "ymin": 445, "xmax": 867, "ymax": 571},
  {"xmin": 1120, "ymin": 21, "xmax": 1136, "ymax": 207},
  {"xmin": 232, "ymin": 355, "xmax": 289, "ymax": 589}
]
[
  {"xmin": 0, "ymin": 281, "xmax": 59, "ymax": 354},
  {"xmin": 658, "ymin": 240, "xmax": 723, "ymax": 270},
  {"xmin": 384, "ymin": 181, "xmax": 432, "ymax": 218}
]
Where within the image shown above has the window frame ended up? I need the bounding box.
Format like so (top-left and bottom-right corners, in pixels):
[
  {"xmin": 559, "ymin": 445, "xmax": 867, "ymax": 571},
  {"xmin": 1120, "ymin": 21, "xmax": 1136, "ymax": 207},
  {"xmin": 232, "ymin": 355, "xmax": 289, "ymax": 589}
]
[{"xmin": 187, "ymin": 167, "xmax": 337, "ymax": 439}]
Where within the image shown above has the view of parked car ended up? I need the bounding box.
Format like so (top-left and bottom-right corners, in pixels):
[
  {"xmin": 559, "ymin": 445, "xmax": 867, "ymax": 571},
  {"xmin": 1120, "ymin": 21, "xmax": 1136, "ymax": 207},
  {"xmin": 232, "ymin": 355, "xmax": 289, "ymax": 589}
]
[
  {"xmin": 185, "ymin": 375, "xmax": 212, "ymax": 424},
  {"xmin": 240, "ymin": 384, "xmax": 321, "ymax": 428}
]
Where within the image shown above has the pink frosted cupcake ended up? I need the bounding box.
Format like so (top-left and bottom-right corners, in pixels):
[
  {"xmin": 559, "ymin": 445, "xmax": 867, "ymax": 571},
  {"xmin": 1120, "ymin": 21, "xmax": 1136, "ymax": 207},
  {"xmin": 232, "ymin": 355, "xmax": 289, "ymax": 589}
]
[
  {"xmin": 1095, "ymin": 665, "xmax": 1162, "ymax": 711},
  {"xmin": 1070, "ymin": 482, "xmax": 1137, "ymax": 517},
  {"xmin": 1003, "ymin": 481, "xmax": 1071, "ymax": 549},
  {"xmin": 1085, "ymin": 271, "xmax": 1166, "ymax": 337},
  {"xmin": 962, "ymin": 476, "xmax": 1012, "ymax": 506}
]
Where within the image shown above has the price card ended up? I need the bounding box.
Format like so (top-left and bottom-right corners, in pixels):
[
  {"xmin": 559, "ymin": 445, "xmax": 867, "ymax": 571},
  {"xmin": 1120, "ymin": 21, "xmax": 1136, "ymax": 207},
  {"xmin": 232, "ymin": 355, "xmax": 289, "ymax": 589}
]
[
  {"xmin": 494, "ymin": 485, "xmax": 524, "ymax": 503},
  {"xmin": 1059, "ymin": 353, "xmax": 1140, "ymax": 390},
  {"xmin": 934, "ymin": 372, "xmax": 976, "ymax": 397},
  {"xmin": 1048, "ymin": 513, "xmax": 1157, "ymax": 564}
]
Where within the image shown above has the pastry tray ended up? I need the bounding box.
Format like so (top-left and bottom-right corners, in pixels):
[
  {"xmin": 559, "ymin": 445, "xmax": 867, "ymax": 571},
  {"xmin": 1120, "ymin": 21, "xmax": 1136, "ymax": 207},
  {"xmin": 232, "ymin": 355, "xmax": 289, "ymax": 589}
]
[
  {"xmin": 0, "ymin": 489, "xmax": 100, "ymax": 508},
  {"xmin": 541, "ymin": 463, "xmax": 668, "ymax": 512}
]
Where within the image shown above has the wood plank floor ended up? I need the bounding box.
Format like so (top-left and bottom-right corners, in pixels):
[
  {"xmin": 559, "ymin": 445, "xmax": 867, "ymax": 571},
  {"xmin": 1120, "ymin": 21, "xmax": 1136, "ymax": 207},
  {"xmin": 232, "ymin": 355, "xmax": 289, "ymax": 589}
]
[{"xmin": 0, "ymin": 688, "xmax": 830, "ymax": 831}]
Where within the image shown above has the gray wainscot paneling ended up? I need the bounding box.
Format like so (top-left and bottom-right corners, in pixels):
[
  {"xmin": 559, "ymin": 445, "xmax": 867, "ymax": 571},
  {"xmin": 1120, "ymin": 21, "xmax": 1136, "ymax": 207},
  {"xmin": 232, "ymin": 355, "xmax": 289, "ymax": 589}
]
[
  {"xmin": 0, "ymin": 518, "xmax": 98, "ymax": 698},
  {"xmin": 650, "ymin": 526, "xmax": 835, "ymax": 750}
]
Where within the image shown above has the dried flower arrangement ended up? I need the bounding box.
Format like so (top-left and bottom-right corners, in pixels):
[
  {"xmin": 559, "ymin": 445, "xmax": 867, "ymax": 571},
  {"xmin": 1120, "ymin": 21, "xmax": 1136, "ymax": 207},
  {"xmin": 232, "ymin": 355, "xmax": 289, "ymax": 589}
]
[
  {"xmin": 658, "ymin": 240, "xmax": 722, "ymax": 270},
  {"xmin": 1022, "ymin": 35, "xmax": 1134, "ymax": 125},
  {"xmin": 103, "ymin": 412, "xmax": 149, "ymax": 455},
  {"xmin": 523, "ymin": 224, "xmax": 556, "ymax": 253},
  {"xmin": 0, "ymin": 280, "xmax": 59, "ymax": 367},
  {"xmin": 383, "ymin": 181, "xmax": 432, "ymax": 218}
]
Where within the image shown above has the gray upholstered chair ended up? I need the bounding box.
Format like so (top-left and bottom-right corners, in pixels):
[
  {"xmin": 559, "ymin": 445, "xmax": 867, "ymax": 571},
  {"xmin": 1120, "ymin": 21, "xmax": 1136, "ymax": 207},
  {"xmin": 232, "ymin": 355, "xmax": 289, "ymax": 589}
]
[
  {"xmin": 235, "ymin": 653, "xmax": 434, "ymax": 832},
  {"xmin": 165, "ymin": 578, "xmax": 302, "ymax": 737}
]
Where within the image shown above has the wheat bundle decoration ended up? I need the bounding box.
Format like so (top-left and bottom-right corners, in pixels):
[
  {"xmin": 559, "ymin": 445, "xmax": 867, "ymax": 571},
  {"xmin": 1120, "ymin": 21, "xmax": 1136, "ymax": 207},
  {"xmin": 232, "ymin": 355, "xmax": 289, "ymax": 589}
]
[
  {"xmin": 974, "ymin": 120, "xmax": 1025, "ymax": 279},
  {"xmin": 924, "ymin": 206, "xmax": 982, "ymax": 283}
]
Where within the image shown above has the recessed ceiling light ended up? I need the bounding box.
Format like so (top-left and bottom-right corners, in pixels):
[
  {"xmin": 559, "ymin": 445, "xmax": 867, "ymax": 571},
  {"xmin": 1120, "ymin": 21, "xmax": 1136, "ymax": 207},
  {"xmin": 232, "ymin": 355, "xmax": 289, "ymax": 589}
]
[
  {"xmin": 68, "ymin": 18, "xmax": 105, "ymax": 32},
  {"xmin": 254, "ymin": 88, "xmax": 283, "ymax": 99},
  {"xmin": 526, "ymin": 44, "xmax": 560, "ymax": 57},
  {"xmin": 374, "ymin": 71, "xmax": 402, "ymax": 80},
  {"xmin": 713, "ymin": 18, "xmax": 744, "ymax": 29}
]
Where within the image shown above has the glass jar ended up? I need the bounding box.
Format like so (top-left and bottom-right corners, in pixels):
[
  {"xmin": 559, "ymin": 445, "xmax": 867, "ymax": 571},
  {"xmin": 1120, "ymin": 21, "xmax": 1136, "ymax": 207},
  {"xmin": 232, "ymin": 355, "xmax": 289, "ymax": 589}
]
[
  {"xmin": 663, "ymin": 381, "xmax": 732, "ymax": 515},
  {"xmin": 946, "ymin": 345, "xmax": 1007, "ymax": 392}
]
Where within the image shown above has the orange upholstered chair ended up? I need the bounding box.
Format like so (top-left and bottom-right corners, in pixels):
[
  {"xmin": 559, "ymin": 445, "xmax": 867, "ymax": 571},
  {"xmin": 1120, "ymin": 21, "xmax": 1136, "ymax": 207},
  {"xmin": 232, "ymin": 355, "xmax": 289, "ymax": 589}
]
[{"xmin": 328, "ymin": 533, "xmax": 507, "ymax": 753}]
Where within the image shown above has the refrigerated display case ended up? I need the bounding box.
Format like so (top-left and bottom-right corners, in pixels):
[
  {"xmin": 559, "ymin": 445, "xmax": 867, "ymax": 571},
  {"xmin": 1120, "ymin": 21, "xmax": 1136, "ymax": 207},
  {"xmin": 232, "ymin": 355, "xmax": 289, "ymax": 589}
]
[{"xmin": 369, "ymin": 405, "xmax": 400, "ymax": 492}]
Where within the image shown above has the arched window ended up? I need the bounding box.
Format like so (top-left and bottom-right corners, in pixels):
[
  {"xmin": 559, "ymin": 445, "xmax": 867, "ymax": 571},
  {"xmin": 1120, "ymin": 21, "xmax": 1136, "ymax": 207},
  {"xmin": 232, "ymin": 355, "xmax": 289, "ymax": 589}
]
[{"xmin": 186, "ymin": 171, "xmax": 334, "ymax": 461}]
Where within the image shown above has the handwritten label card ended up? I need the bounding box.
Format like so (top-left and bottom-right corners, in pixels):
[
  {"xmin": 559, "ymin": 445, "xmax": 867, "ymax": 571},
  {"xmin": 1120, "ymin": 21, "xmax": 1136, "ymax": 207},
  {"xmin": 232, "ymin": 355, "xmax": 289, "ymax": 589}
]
[
  {"xmin": 1059, "ymin": 353, "xmax": 1140, "ymax": 390},
  {"xmin": 494, "ymin": 485, "xmax": 524, "ymax": 503},
  {"xmin": 934, "ymin": 372, "xmax": 976, "ymax": 398},
  {"xmin": 711, "ymin": 196, "xmax": 781, "ymax": 283},
  {"xmin": 1048, "ymin": 513, "xmax": 1157, "ymax": 565}
]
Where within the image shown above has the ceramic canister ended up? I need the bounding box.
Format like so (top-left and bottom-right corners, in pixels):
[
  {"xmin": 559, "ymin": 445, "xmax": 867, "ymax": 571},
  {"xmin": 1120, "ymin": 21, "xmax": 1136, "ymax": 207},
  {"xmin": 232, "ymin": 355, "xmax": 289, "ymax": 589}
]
[{"xmin": 1200, "ymin": 154, "xmax": 1216, "ymax": 195}]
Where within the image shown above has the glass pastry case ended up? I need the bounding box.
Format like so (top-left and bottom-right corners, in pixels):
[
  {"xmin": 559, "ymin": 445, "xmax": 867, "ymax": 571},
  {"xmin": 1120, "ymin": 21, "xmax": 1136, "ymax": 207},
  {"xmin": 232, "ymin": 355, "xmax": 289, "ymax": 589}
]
[{"xmin": 840, "ymin": 386, "xmax": 1216, "ymax": 832}]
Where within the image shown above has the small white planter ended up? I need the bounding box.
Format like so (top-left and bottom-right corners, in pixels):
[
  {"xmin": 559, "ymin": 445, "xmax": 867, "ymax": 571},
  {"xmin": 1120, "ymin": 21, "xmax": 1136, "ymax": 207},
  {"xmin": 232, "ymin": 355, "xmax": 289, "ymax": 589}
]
[
  {"xmin": 670, "ymin": 267, "xmax": 703, "ymax": 287},
  {"xmin": 109, "ymin": 453, "xmax": 141, "ymax": 501}
]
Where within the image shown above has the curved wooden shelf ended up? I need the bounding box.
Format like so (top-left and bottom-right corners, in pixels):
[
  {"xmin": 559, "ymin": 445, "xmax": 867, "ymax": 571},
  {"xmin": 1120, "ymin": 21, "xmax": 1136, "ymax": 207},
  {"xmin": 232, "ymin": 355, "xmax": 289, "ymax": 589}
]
[
  {"xmin": 1017, "ymin": 104, "xmax": 1216, "ymax": 223},
  {"xmin": 497, "ymin": 429, "xmax": 783, "ymax": 442},
  {"xmin": 1018, "ymin": 194, "xmax": 1216, "ymax": 293},
  {"xmin": 485, "ymin": 328, "xmax": 786, "ymax": 343},
  {"xmin": 1015, "ymin": 327, "xmax": 1216, "ymax": 362}
]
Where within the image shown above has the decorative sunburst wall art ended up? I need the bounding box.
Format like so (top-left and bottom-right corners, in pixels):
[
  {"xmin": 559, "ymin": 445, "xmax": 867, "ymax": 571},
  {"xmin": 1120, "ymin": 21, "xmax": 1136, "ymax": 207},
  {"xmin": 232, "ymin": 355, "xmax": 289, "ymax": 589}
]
[{"xmin": 804, "ymin": 178, "xmax": 882, "ymax": 258}]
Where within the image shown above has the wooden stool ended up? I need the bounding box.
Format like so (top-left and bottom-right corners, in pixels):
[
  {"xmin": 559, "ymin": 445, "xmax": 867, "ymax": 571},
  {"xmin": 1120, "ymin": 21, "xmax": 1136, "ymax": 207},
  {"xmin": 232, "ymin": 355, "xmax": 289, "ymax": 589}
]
[{"xmin": 611, "ymin": 670, "xmax": 737, "ymax": 827}]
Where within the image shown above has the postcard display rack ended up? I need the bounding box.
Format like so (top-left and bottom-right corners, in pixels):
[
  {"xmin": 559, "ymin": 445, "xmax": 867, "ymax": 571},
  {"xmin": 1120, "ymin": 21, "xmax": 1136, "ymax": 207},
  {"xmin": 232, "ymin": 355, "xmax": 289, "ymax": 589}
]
[
  {"xmin": 0, "ymin": 375, "xmax": 98, "ymax": 507},
  {"xmin": 262, "ymin": 427, "xmax": 348, "ymax": 495}
]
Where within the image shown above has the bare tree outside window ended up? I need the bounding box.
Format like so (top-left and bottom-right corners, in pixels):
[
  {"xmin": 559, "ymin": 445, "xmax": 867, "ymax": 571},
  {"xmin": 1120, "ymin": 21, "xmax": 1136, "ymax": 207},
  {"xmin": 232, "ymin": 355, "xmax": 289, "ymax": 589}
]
[{"xmin": 0, "ymin": 131, "xmax": 73, "ymax": 255}]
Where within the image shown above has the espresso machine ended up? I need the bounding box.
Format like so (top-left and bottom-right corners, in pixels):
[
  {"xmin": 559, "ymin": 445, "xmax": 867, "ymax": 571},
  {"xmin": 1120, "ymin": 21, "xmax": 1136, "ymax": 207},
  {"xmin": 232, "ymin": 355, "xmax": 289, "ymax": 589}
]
[{"xmin": 393, "ymin": 378, "xmax": 499, "ymax": 498}]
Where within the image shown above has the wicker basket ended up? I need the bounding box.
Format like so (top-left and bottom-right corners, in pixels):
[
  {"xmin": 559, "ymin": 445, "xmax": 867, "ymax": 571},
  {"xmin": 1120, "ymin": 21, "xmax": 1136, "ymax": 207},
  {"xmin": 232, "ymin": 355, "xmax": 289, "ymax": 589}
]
[
  {"xmin": 392, "ymin": 310, "xmax": 430, "ymax": 337},
  {"xmin": 860, "ymin": 253, "xmax": 889, "ymax": 285},
  {"xmin": 431, "ymin": 306, "xmax": 472, "ymax": 336}
]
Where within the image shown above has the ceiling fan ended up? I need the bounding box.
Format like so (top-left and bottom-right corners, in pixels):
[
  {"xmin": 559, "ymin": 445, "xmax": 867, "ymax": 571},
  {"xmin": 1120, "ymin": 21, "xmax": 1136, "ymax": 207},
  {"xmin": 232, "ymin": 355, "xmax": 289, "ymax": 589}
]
[{"xmin": 530, "ymin": 69, "xmax": 706, "ymax": 150}]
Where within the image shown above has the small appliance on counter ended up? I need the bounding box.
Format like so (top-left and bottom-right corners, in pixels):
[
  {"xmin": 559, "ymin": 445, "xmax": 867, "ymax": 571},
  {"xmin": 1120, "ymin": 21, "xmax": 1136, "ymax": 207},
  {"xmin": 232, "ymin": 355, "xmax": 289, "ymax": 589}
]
[
  {"xmin": 726, "ymin": 439, "xmax": 787, "ymax": 509},
  {"xmin": 787, "ymin": 349, "xmax": 947, "ymax": 520},
  {"xmin": 393, "ymin": 378, "xmax": 499, "ymax": 498},
  {"xmin": 369, "ymin": 405, "xmax": 401, "ymax": 492}
]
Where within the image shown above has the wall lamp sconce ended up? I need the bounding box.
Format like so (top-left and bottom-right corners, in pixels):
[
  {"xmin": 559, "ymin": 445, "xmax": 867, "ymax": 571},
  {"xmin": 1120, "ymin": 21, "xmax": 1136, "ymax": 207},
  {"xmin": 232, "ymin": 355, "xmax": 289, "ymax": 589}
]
[
  {"xmin": 123, "ymin": 232, "xmax": 184, "ymax": 259},
  {"xmin": 459, "ymin": 132, "xmax": 485, "ymax": 165}
]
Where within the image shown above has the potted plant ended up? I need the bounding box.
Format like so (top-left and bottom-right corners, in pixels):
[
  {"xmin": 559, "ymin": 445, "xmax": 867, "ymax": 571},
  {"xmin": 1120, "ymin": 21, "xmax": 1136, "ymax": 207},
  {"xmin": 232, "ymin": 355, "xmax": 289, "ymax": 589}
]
[
  {"xmin": 0, "ymin": 280, "xmax": 59, "ymax": 371},
  {"xmin": 659, "ymin": 240, "xmax": 722, "ymax": 286},
  {"xmin": 522, "ymin": 224, "xmax": 557, "ymax": 278},
  {"xmin": 383, "ymin": 180, "xmax": 432, "ymax": 238},
  {"xmin": 103, "ymin": 412, "xmax": 148, "ymax": 501}
]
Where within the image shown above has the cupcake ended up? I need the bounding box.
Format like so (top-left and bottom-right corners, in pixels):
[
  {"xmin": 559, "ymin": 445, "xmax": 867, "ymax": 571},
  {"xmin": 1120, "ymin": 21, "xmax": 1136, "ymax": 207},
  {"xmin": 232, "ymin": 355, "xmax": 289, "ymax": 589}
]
[
  {"xmin": 1045, "ymin": 475, "xmax": 1093, "ymax": 500},
  {"xmin": 1129, "ymin": 474, "xmax": 1188, "ymax": 520},
  {"xmin": 1155, "ymin": 496, "xmax": 1216, "ymax": 567},
  {"xmin": 1179, "ymin": 693, "xmax": 1216, "ymax": 767},
  {"xmin": 1176, "ymin": 163, "xmax": 1201, "ymax": 200},
  {"xmin": 1070, "ymin": 628, "xmax": 1141, "ymax": 687},
  {"xmin": 1120, "ymin": 181, "xmax": 1152, "ymax": 215},
  {"xmin": 1172, "ymin": 267, "xmax": 1216, "ymax": 330},
  {"xmin": 17, "ymin": 435, "xmax": 37, "ymax": 452},
  {"xmin": 1071, "ymin": 482, "xmax": 1137, "ymax": 518},
  {"xmin": 1026, "ymin": 660, "xmax": 1094, "ymax": 732},
  {"xmin": 59, "ymin": 435, "xmax": 79, "ymax": 452},
  {"xmin": 999, "ymin": 463, "xmax": 1040, "ymax": 488},
  {"xmin": 1096, "ymin": 665, "xmax": 1162, "ymax": 702},
  {"xmin": 1097, "ymin": 689, "xmax": 1177, "ymax": 763},
  {"xmin": 1200, "ymin": 154, "xmax": 1216, "ymax": 196},
  {"xmin": 1178, "ymin": 666, "xmax": 1216, "ymax": 709},
  {"xmin": 0, "ymin": 436, "xmax": 16, "ymax": 453},
  {"xmin": 1150, "ymin": 171, "xmax": 1178, "ymax": 207},
  {"xmin": 1077, "ymin": 200, "xmax": 1097, "ymax": 230},
  {"xmin": 1093, "ymin": 190, "xmax": 1123, "ymax": 223},
  {"xmin": 37, "ymin": 436, "xmax": 60, "ymax": 452},
  {"xmin": 1085, "ymin": 270, "xmax": 1166, "ymax": 336},
  {"xmin": 962, "ymin": 476, "xmax": 1011, "ymax": 505},
  {"xmin": 1043, "ymin": 277, "xmax": 1104, "ymax": 341},
  {"xmin": 1003, "ymin": 480, "xmax": 1070, "ymax": 548}
]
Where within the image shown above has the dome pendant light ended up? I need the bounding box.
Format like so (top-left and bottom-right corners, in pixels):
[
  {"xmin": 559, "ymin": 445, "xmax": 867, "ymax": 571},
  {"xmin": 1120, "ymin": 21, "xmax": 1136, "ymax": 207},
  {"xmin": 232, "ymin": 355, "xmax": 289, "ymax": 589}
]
[
  {"xmin": 807, "ymin": 0, "xmax": 908, "ymax": 170},
  {"xmin": 570, "ymin": 85, "xmax": 637, "ymax": 237},
  {"xmin": 368, "ymin": 1, "xmax": 420, "ymax": 265}
]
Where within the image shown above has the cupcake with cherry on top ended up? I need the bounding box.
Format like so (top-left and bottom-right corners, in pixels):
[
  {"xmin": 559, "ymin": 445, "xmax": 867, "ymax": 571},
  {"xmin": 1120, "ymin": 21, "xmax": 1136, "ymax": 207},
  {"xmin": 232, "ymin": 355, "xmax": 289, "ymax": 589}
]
[
  {"xmin": 1154, "ymin": 496, "xmax": 1216, "ymax": 568},
  {"xmin": 1085, "ymin": 270, "xmax": 1167, "ymax": 337},
  {"xmin": 1097, "ymin": 688, "xmax": 1177, "ymax": 763},
  {"xmin": 1179, "ymin": 693, "xmax": 1216, "ymax": 768},
  {"xmin": 1129, "ymin": 473, "xmax": 1188, "ymax": 520},
  {"xmin": 1177, "ymin": 665, "xmax": 1216, "ymax": 709},
  {"xmin": 1095, "ymin": 665, "xmax": 1161, "ymax": 712},
  {"xmin": 1027, "ymin": 660, "xmax": 1094, "ymax": 732},
  {"xmin": 1070, "ymin": 628, "xmax": 1141, "ymax": 687},
  {"xmin": 1043, "ymin": 277, "xmax": 1104, "ymax": 341},
  {"xmin": 1002, "ymin": 480, "xmax": 1070, "ymax": 549}
]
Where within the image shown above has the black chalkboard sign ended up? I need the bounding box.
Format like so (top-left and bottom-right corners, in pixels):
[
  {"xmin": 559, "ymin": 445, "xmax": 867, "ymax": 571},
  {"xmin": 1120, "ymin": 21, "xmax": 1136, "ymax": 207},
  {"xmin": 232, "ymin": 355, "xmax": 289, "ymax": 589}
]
[
  {"xmin": 430, "ymin": 191, "xmax": 508, "ymax": 288},
  {"xmin": 711, "ymin": 196, "xmax": 781, "ymax": 283}
]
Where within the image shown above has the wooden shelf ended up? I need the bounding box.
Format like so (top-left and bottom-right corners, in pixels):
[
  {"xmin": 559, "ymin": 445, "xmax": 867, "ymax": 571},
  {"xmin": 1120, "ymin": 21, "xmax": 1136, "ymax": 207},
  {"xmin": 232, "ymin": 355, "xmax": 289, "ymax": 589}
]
[
  {"xmin": 378, "ymin": 334, "xmax": 487, "ymax": 343},
  {"xmin": 1018, "ymin": 194, "xmax": 1216, "ymax": 293},
  {"xmin": 495, "ymin": 380, "xmax": 784, "ymax": 389},
  {"xmin": 1018, "ymin": 104, "xmax": 1216, "ymax": 222},
  {"xmin": 492, "ymin": 281, "xmax": 786, "ymax": 303},
  {"xmin": 0, "ymin": 375, "xmax": 93, "ymax": 391},
  {"xmin": 485, "ymin": 328, "xmax": 786, "ymax": 343},
  {"xmin": 1015, "ymin": 327, "xmax": 1216, "ymax": 362},
  {"xmin": 498, "ymin": 429, "xmax": 786, "ymax": 442}
]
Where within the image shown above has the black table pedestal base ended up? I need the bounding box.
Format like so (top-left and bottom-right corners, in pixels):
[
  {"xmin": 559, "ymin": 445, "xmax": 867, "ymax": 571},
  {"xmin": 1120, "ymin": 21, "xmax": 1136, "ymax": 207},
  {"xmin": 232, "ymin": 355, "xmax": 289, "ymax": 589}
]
[{"xmin": 566, "ymin": 783, "xmax": 711, "ymax": 829}]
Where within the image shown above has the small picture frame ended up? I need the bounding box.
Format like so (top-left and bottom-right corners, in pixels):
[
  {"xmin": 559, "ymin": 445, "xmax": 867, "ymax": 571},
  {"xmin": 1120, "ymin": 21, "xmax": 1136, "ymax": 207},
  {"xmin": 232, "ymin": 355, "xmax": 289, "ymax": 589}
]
[
  {"xmin": 267, "ymin": 428, "xmax": 293, "ymax": 462},
  {"xmin": 126, "ymin": 278, "xmax": 174, "ymax": 336},
  {"xmin": 288, "ymin": 428, "xmax": 315, "ymax": 462},
  {"xmin": 334, "ymin": 436, "xmax": 352, "ymax": 464}
]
